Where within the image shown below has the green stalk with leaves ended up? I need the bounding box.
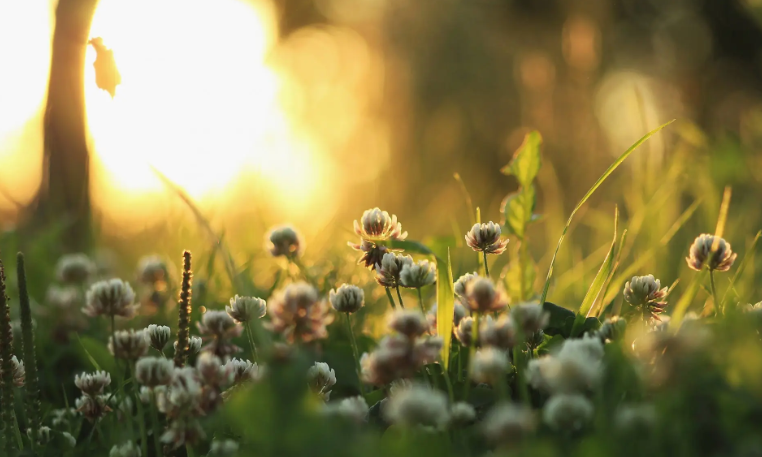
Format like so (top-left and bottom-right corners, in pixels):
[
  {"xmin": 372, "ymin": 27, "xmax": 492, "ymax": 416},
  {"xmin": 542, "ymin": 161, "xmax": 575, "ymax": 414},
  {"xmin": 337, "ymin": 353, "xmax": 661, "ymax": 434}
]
[
  {"xmin": 17, "ymin": 253, "xmax": 41, "ymax": 447},
  {"xmin": 0, "ymin": 258, "xmax": 16, "ymax": 454},
  {"xmin": 173, "ymin": 250, "xmax": 193, "ymax": 368}
]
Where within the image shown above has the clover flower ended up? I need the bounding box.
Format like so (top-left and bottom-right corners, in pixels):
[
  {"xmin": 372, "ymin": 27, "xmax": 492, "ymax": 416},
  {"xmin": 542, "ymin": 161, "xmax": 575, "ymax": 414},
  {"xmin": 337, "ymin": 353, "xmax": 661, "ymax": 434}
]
[
  {"xmin": 110, "ymin": 441, "xmax": 142, "ymax": 457},
  {"xmin": 226, "ymin": 295, "xmax": 267, "ymax": 323},
  {"xmin": 615, "ymin": 404, "xmax": 657, "ymax": 432},
  {"xmin": 426, "ymin": 303, "xmax": 467, "ymax": 334},
  {"xmin": 1, "ymin": 355, "xmax": 25, "ymax": 387},
  {"xmin": 360, "ymin": 334, "xmax": 441, "ymax": 386},
  {"xmin": 173, "ymin": 335, "xmax": 203, "ymax": 356},
  {"xmin": 400, "ymin": 260, "xmax": 436, "ymax": 289},
  {"xmin": 329, "ymin": 284, "xmax": 365, "ymax": 314},
  {"xmin": 686, "ymin": 234, "xmax": 737, "ymax": 272},
  {"xmin": 83, "ymin": 279, "xmax": 139, "ymax": 319},
  {"xmin": 46, "ymin": 285, "xmax": 80, "ymax": 309},
  {"xmin": 27, "ymin": 426, "xmax": 52, "ymax": 445},
  {"xmin": 375, "ymin": 253, "xmax": 414, "ymax": 288},
  {"xmin": 465, "ymin": 222, "xmax": 509, "ymax": 255},
  {"xmin": 161, "ymin": 417, "xmax": 205, "ymax": 448},
  {"xmin": 208, "ymin": 439, "xmax": 240, "ymax": 457},
  {"xmin": 598, "ymin": 316, "xmax": 627, "ymax": 342},
  {"xmin": 543, "ymin": 393, "xmax": 594, "ymax": 431},
  {"xmin": 308, "ymin": 362, "xmax": 337, "ymax": 401},
  {"xmin": 50, "ymin": 408, "xmax": 77, "ymax": 428},
  {"xmin": 482, "ymin": 403, "xmax": 536, "ymax": 443},
  {"xmin": 75, "ymin": 394, "xmax": 111, "ymax": 422},
  {"xmin": 74, "ymin": 371, "xmax": 111, "ymax": 396},
  {"xmin": 135, "ymin": 357, "xmax": 174, "ymax": 387},
  {"xmin": 388, "ymin": 310, "xmax": 429, "ymax": 338},
  {"xmin": 464, "ymin": 278, "xmax": 508, "ymax": 313},
  {"xmin": 510, "ymin": 302, "xmax": 549, "ymax": 336},
  {"xmin": 197, "ymin": 310, "xmax": 243, "ymax": 359},
  {"xmin": 224, "ymin": 358, "xmax": 263, "ymax": 384},
  {"xmin": 109, "ymin": 329, "xmax": 149, "ymax": 360},
  {"xmin": 471, "ymin": 347, "xmax": 510, "ymax": 385},
  {"xmin": 266, "ymin": 225, "xmax": 303, "ymax": 258},
  {"xmin": 349, "ymin": 239, "xmax": 391, "ymax": 270},
  {"xmin": 56, "ymin": 253, "xmax": 95, "ymax": 284},
  {"xmin": 349, "ymin": 208, "xmax": 408, "ymax": 269},
  {"xmin": 323, "ymin": 396, "xmax": 369, "ymax": 423},
  {"xmin": 454, "ymin": 272, "xmax": 479, "ymax": 306},
  {"xmin": 136, "ymin": 255, "xmax": 169, "ymax": 285},
  {"xmin": 163, "ymin": 367, "xmax": 203, "ymax": 413},
  {"xmin": 624, "ymin": 274, "xmax": 669, "ymax": 321},
  {"xmin": 145, "ymin": 324, "xmax": 171, "ymax": 352},
  {"xmin": 527, "ymin": 335, "xmax": 604, "ymax": 394},
  {"xmin": 480, "ymin": 315, "xmax": 516, "ymax": 350},
  {"xmin": 196, "ymin": 352, "xmax": 228, "ymax": 387},
  {"xmin": 267, "ymin": 282, "xmax": 333, "ymax": 343},
  {"xmin": 449, "ymin": 402, "xmax": 476, "ymax": 426},
  {"xmin": 454, "ymin": 316, "xmax": 479, "ymax": 347},
  {"xmin": 383, "ymin": 383, "xmax": 450, "ymax": 429}
]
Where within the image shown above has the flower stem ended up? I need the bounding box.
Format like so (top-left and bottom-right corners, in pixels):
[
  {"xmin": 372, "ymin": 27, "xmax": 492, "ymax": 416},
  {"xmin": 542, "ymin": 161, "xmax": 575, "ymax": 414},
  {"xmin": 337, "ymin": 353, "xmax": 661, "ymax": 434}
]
[
  {"xmin": 149, "ymin": 390, "xmax": 162, "ymax": 457},
  {"xmin": 464, "ymin": 312, "xmax": 481, "ymax": 399},
  {"xmin": 709, "ymin": 269, "xmax": 720, "ymax": 315},
  {"xmin": 416, "ymin": 288, "xmax": 426, "ymax": 315},
  {"xmin": 482, "ymin": 252, "xmax": 490, "ymax": 278},
  {"xmin": 129, "ymin": 365, "xmax": 149, "ymax": 457},
  {"xmin": 245, "ymin": 322, "xmax": 259, "ymax": 362},
  {"xmin": 395, "ymin": 286, "xmax": 405, "ymax": 309},
  {"xmin": 345, "ymin": 313, "xmax": 363, "ymax": 394},
  {"xmin": 384, "ymin": 287, "xmax": 397, "ymax": 309}
]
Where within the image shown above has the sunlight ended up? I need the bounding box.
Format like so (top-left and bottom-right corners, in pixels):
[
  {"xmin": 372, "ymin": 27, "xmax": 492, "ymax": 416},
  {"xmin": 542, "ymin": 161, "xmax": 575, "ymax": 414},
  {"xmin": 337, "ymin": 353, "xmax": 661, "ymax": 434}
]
[{"xmin": 86, "ymin": 0, "xmax": 321, "ymax": 211}]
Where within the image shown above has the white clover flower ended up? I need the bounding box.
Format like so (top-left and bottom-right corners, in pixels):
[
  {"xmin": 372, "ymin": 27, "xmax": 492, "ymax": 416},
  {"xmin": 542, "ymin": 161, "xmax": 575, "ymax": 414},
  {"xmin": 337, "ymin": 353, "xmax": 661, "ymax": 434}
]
[
  {"xmin": 208, "ymin": 439, "xmax": 240, "ymax": 457},
  {"xmin": 471, "ymin": 348, "xmax": 510, "ymax": 385},
  {"xmin": 74, "ymin": 371, "xmax": 111, "ymax": 396},
  {"xmin": 135, "ymin": 357, "xmax": 174, "ymax": 387},
  {"xmin": 188, "ymin": 336, "xmax": 202, "ymax": 354},
  {"xmin": 464, "ymin": 278, "xmax": 508, "ymax": 313},
  {"xmin": 226, "ymin": 295, "xmax": 267, "ymax": 323},
  {"xmin": 27, "ymin": 426, "xmax": 52, "ymax": 445},
  {"xmin": 266, "ymin": 225, "xmax": 303, "ymax": 258},
  {"xmin": 615, "ymin": 404, "xmax": 657, "ymax": 432},
  {"xmin": 323, "ymin": 396, "xmax": 370, "ymax": 423},
  {"xmin": 527, "ymin": 335, "xmax": 603, "ymax": 394},
  {"xmin": 50, "ymin": 408, "xmax": 77, "ymax": 428},
  {"xmin": 109, "ymin": 329, "xmax": 149, "ymax": 360},
  {"xmin": 510, "ymin": 302, "xmax": 549, "ymax": 335},
  {"xmin": 166, "ymin": 367, "xmax": 203, "ymax": 411},
  {"xmin": 1, "ymin": 355, "xmax": 25, "ymax": 387},
  {"xmin": 465, "ymin": 222, "xmax": 509, "ymax": 254},
  {"xmin": 449, "ymin": 402, "xmax": 476, "ymax": 426},
  {"xmin": 354, "ymin": 208, "xmax": 408, "ymax": 241},
  {"xmin": 426, "ymin": 303, "xmax": 467, "ymax": 333},
  {"xmin": 83, "ymin": 279, "xmax": 139, "ymax": 319},
  {"xmin": 543, "ymin": 394, "xmax": 594, "ymax": 431},
  {"xmin": 686, "ymin": 234, "xmax": 737, "ymax": 272},
  {"xmin": 480, "ymin": 315, "xmax": 516, "ymax": 350},
  {"xmin": 384, "ymin": 383, "xmax": 450, "ymax": 429},
  {"xmin": 482, "ymin": 402, "xmax": 536, "ymax": 443},
  {"xmin": 196, "ymin": 352, "xmax": 228, "ymax": 386},
  {"xmin": 110, "ymin": 440, "xmax": 142, "ymax": 457},
  {"xmin": 375, "ymin": 253, "xmax": 414, "ymax": 288},
  {"xmin": 388, "ymin": 310, "xmax": 428, "ymax": 338},
  {"xmin": 454, "ymin": 272, "xmax": 479, "ymax": 305},
  {"xmin": 46, "ymin": 285, "xmax": 80, "ymax": 309},
  {"xmin": 400, "ymin": 260, "xmax": 436, "ymax": 289},
  {"xmin": 161, "ymin": 417, "xmax": 205, "ymax": 448},
  {"xmin": 598, "ymin": 316, "xmax": 627, "ymax": 342},
  {"xmin": 623, "ymin": 275, "xmax": 669, "ymax": 321},
  {"xmin": 329, "ymin": 284, "xmax": 365, "ymax": 314},
  {"xmin": 454, "ymin": 316, "xmax": 477, "ymax": 347},
  {"xmin": 76, "ymin": 394, "xmax": 111, "ymax": 422},
  {"xmin": 61, "ymin": 431, "xmax": 76, "ymax": 448},
  {"xmin": 224, "ymin": 358, "xmax": 263, "ymax": 384},
  {"xmin": 145, "ymin": 324, "xmax": 171, "ymax": 352},
  {"xmin": 198, "ymin": 310, "xmax": 241, "ymax": 338},
  {"xmin": 136, "ymin": 255, "xmax": 169, "ymax": 285},
  {"xmin": 267, "ymin": 282, "xmax": 333, "ymax": 343},
  {"xmin": 307, "ymin": 362, "xmax": 336, "ymax": 401},
  {"xmin": 56, "ymin": 253, "xmax": 95, "ymax": 284}
]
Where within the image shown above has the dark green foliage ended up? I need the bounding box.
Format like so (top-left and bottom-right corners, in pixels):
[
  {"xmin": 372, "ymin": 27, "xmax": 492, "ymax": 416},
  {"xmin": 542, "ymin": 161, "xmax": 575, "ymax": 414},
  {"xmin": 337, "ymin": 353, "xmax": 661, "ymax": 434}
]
[
  {"xmin": 0, "ymin": 258, "xmax": 15, "ymax": 454},
  {"xmin": 173, "ymin": 250, "xmax": 193, "ymax": 368},
  {"xmin": 17, "ymin": 253, "xmax": 41, "ymax": 445}
]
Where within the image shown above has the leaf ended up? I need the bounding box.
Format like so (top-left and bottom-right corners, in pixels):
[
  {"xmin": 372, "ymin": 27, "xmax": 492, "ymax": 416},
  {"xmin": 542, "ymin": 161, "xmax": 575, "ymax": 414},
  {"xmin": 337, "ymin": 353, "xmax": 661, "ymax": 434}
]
[
  {"xmin": 542, "ymin": 302, "xmax": 575, "ymax": 335},
  {"xmin": 505, "ymin": 257, "xmax": 536, "ymax": 303},
  {"xmin": 501, "ymin": 185, "xmax": 536, "ymax": 239},
  {"xmin": 539, "ymin": 120, "xmax": 675, "ymax": 306},
  {"xmin": 387, "ymin": 239, "xmax": 434, "ymax": 256},
  {"xmin": 436, "ymin": 249, "xmax": 455, "ymax": 368},
  {"xmin": 502, "ymin": 131, "xmax": 542, "ymax": 187},
  {"xmin": 596, "ymin": 229, "xmax": 628, "ymax": 318},
  {"xmin": 75, "ymin": 334, "xmax": 116, "ymax": 374},
  {"xmin": 537, "ymin": 334, "xmax": 565, "ymax": 356}
]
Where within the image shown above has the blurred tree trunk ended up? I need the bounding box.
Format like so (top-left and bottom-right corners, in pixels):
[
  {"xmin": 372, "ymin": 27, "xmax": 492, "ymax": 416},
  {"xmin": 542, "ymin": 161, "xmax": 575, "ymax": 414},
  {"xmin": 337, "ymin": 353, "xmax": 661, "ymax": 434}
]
[{"xmin": 36, "ymin": 0, "xmax": 98, "ymax": 251}]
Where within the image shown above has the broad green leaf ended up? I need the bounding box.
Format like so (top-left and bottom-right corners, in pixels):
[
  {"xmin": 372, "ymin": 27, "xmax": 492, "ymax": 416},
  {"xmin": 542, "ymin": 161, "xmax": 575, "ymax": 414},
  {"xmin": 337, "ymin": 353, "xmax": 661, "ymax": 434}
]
[
  {"xmin": 542, "ymin": 302, "xmax": 575, "ymax": 335},
  {"xmin": 505, "ymin": 256, "xmax": 536, "ymax": 302},
  {"xmin": 387, "ymin": 239, "xmax": 435, "ymax": 256},
  {"xmin": 501, "ymin": 185, "xmax": 536, "ymax": 239},
  {"xmin": 537, "ymin": 334, "xmax": 565, "ymax": 356},
  {"xmin": 571, "ymin": 207, "xmax": 618, "ymax": 336},
  {"xmin": 502, "ymin": 131, "xmax": 542, "ymax": 187},
  {"xmin": 436, "ymin": 249, "xmax": 455, "ymax": 368},
  {"xmin": 539, "ymin": 120, "xmax": 675, "ymax": 305}
]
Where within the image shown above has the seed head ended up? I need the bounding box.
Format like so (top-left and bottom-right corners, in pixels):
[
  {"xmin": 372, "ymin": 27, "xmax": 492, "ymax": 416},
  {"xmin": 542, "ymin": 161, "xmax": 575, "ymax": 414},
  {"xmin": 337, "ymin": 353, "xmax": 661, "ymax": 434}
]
[
  {"xmin": 266, "ymin": 225, "xmax": 303, "ymax": 258},
  {"xmin": 375, "ymin": 253, "xmax": 414, "ymax": 288},
  {"xmin": 686, "ymin": 234, "xmax": 737, "ymax": 272},
  {"xmin": 267, "ymin": 282, "xmax": 333, "ymax": 343},
  {"xmin": 471, "ymin": 348, "xmax": 510, "ymax": 385},
  {"xmin": 83, "ymin": 279, "xmax": 139, "ymax": 319},
  {"xmin": 383, "ymin": 383, "xmax": 450, "ymax": 429},
  {"xmin": 465, "ymin": 222, "xmax": 509, "ymax": 255},
  {"xmin": 329, "ymin": 284, "xmax": 365, "ymax": 314},
  {"xmin": 109, "ymin": 329, "xmax": 149, "ymax": 360},
  {"xmin": 353, "ymin": 208, "xmax": 408, "ymax": 241},
  {"xmin": 399, "ymin": 260, "xmax": 436, "ymax": 289},
  {"xmin": 542, "ymin": 394, "xmax": 594, "ymax": 431},
  {"xmin": 464, "ymin": 278, "xmax": 508, "ymax": 313},
  {"xmin": 388, "ymin": 310, "xmax": 428, "ymax": 338},
  {"xmin": 135, "ymin": 357, "xmax": 174, "ymax": 387},
  {"xmin": 145, "ymin": 324, "xmax": 171, "ymax": 352},
  {"xmin": 307, "ymin": 362, "xmax": 336, "ymax": 401},
  {"xmin": 226, "ymin": 295, "xmax": 267, "ymax": 323},
  {"xmin": 74, "ymin": 371, "xmax": 111, "ymax": 396},
  {"xmin": 56, "ymin": 253, "xmax": 95, "ymax": 284},
  {"xmin": 482, "ymin": 403, "xmax": 536, "ymax": 443},
  {"xmin": 136, "ymin": 255, "xmax": 169, "ymax": 285}
]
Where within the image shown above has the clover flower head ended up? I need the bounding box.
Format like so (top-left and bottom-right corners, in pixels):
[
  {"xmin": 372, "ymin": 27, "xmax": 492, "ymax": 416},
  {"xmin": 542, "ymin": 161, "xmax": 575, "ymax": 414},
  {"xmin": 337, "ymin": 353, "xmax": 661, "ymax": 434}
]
[
  {"xmin": 383, "ymin": 383, "xmax": 450, "ymax": 430},
  {"xmin": 266, "ymin": 225, "xmax": 303, "ymax": 258},
  {"xmin": 83, "ymin": 279, "xmax": 139, "ymax": 319},
  {"xmin": 268, "ymin": 282, "xmax": 333, "ymax": 343},
  {"xmin": 686, "ymin": 234, "xmax": 737, "ymax": 272},
  {"xmin": 226, "ymin": 295, "xmax": 267, "ymax": 323},
  {"xmin": 50, "ymin": 408, "xmax": 77, "ymax": 428},
  {"xmin": 135, "ymin": 357, "xmax": 174, "ymax": 387},
  {"xmin": 482, "ymin": 402, "xmax": 537, "ymax": 443},
  {"xmin": 465, "ymin": 222, "xmax": 509, "ymax": 254},
  {"xmin": 464, "ymin": 278, "xmax": 508, "ymax": 313},
  {"xmin": 74, "ymin": 370, "xmax": 111, "ymax": 396},
  {"xmin": 454, "ymin": 272, "xmax": 479, "ymax": 305},
  {"xmin": 449, "ymin": 402, "xmax": 476, "ymax": 426},
  {"xmin": 329, "ymin": 284, "xmax": 365, "ymax": 314},
  {"xmin": 543, "ymin": 394, "xmax": 594, "ymax": 431},
  {"xmin": 348, "ymin": 240, "xmax": 391, "ymax": 270},
  {"xmin": 354, "ymin": 208, "xmax": 408, "ymax": 241},
  {"xmin": 1, "ymin": 355, "xmax": 25, "ymax": 387},
  {"xmin": 510, "ymin": 302, "xmax": 549, "ymax": 335},
  {"xmin": 56, "ymin": 253, "xmax": 95, "ymax": 284},
  {"xmin": 375, "ymin": 253, "xmax": 414, "ymax": 288},
  {"xmin": 527, "ymin": 335, "xmax": 603, "ymax": 394},
  {"xmin": 624, "ymin": 275, "xmax": 669, "ymax": 321},
  {"xmin": 76, "ymin": 394, "xmax": 111, "ymax": 422},
  {"xmin": 208, "ymin": 439, "xmax": 240, "ymax": 457},
  {"xmin": 400, "ymin": 260, "xmax": 436, "ymax": 289},
  {"xmin": 598, "ymin": 316, "xmax": 627, "ymax": 342},
  {"xmin": 110, "ymin": 440, "xmax": 142, "ymax": 457},
  {"xmin": 196, "ymin": 352, "xmax": 228, "ymax": 386},
  {"xmin": 480, "ymin": 315, "xmax": 516, "ymax": 350},
  {"xmin": 426, "ymin": 303, "xmax": 467, "ymax": 334},
  {"xmin": 454, "ymin": 316, "xmax": 477, "ymax": 347},
  {"xmin": 198, "ymin": 310, "xmax": 241, "ymax": 338},
  {"xmin": 136, "ymin": 255, "xmax": 169, "ymax": 285},
  {"xmin": 323, "ymin": 396, "xmax": 370, "ymax": 423},
  {"xmin": 161, "ymin": 417, "xmax": 205, "ymax": 449},
  {"xmin": 224, "ymin": 358, "xmax": 264, "ymax": 384},
  {"xmin": 109, "ymin": 329, "xmax": 149, "ymax": 360},
  {"xmin": 471, "ymin": 347, "xmax": 510, "ymax": 385},
  {"xmin": 388, "ymin": 310, "xmax": 429, "ymax": 338},
  {"xmin": 46, "ymin": 285, "xmax": 80, "ymax": 309},
  {"xmin": 307, "ymin": 361, "xmax": 337, "ymax": 401},
  {"xmin": 145, "ymin": 324, "xmax": 171, "ymax": 352}
]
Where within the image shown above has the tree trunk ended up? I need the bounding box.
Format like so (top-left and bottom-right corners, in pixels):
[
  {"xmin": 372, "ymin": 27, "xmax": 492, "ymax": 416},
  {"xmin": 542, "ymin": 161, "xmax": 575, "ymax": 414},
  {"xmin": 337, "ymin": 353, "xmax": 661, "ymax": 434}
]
[{"xmin": 36, "ymin": 0, "xmax": 99, "ymax": 251}]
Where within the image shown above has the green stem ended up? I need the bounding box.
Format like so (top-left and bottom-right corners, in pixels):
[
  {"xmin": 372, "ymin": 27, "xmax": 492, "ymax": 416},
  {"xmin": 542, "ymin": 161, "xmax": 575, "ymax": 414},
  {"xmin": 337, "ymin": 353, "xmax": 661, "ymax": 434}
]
[
  {"xmin": 416, "ymin": 288, "xmax": 426, "ymax": 315},
  {"xmin": 129, "ymin": 365, "xmax": 148, "ymax": 457},
  {"xmin": 519, "ymin": 241, "xmax": 527, "ymax": 302},
  {"xmin": 464, "ymin": 312, "xmax": 481, "ymax": 399},
  {"xmin": 186, "ymin": 444, "xmax": 196, "ymax": 457},
  {"xmin": 513, "ymin": 344, "xmax": 530, "ymax": 405},
  {"xmin": 395, "ymin": 286, "xmax": 405, "ymax": 309},
  {"xmin": 345, "ymin": 313, "xmax": 363, "ymax": 394},
  {"xmin": 245, "ymin": 322, "xmax": 259, "ymax": 362},
  {"xmin": 440, "ymin": 363, "xmax": 454, "ymax": 403},
  {"xmin": 709, "ymin": 269, "xmax": 720, "ymax": 315},
  {"xmin": 384, "ymin": 288, "xmax": 397, "ymax": 310},
  {"xmin": 149, "ymin": 390, "xmax": 162, "ymax": 457},
  {"xmin": 482, "ymin": 251, "xmax": 490, "ymax": 278}
]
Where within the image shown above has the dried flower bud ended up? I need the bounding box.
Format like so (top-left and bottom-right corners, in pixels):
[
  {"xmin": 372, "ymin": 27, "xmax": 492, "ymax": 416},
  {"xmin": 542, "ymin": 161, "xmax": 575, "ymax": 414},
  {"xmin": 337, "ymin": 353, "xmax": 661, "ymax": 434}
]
[
  {"xmin": 208, "ymin": 439, "xmax": 239, "ymax": 457},
  {"xmin": 375, "ymin": 253, "xmax": 414, "ymax": 288},
  {"xmin": 348, "ymin": 239, "xmax": 390, "ymax": 270},
  {"xmin": 136, "ymin": 255, "xmax": 169, "ymax": 285},
  {"xmin": 83, "ymin": 279, "xmax": 139, "ymax": 319},
  {"xmin": 56, "ymin": 253, "xmax": 95, "ymax": 284},
  {"xmin": 686, "ymin": 234, "xmax": 737, "ymax": 272},
  {"xmin": 384, "ymin": 383, "xmax": 450, "ymax": 429},
  {"xmin": 388, "ymin": 310, "xmax": 429, "ymax": 338},
  {"xmin": 74, "ymin": 371, "xmax": 111, "ymax": 396},
  {"xmin": 135, "ymin": 357, "xmax": 174, "ymax": 387},
  {"xmin": 542, "ymin": 394, "xmax": 594, "ymax": 431},
  {"xmin": 482, "ymin": 403, "xmax": 536, "ymax": 443},
  {"xmin": 145, "ymin": 324, "xmax": 171, "ymax": 352},
  {"xmin": 329, "ymin": 284, "xmax": 365, "ymax": 314},
  {"xmin": 307, "ymin": 362, "xmax": 336, "ymax": 401},
  {"xmin": 510, "ymin": 302, "xmax": 549, "ymax": 335},
  {"xmin": 465, "ymin": 222, "xmax": 509, "ymax": 255},
  {"xmin": 399, "ymin": 260, "xmax": 436, "ymax": 289},
  {"xmin": 353, "ymin": 208, "xmax": 408, "ymax": 241},
  {"xmin": 110, "ymin": 441, "xmax": 142, "ymax": 457},
  {"xmin": 449, "ymin": 402, "xmax": 476, "ymax": 426},
  {"xmin": 109, "ymin": 329, "xmax": 149, "ymax": 360},
  {"xmin": 464, "ymin": 278, "xmax": 508, "ymax": 313},
  {"xmin": 266, "ymin": 225, "xmax": 303, "ymax": 258},
  {"xmin": 226, "ymin": 295, "xmax": 267, "ymax": 323},
  {"xmin": 471, "ymin": 348, "xmax": 510, "ymax": 385}
]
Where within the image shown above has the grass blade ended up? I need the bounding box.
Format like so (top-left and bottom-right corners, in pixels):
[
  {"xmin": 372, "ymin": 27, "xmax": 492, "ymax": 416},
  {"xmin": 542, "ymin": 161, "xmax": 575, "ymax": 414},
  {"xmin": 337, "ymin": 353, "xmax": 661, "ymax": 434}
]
[
  {"xmin": 436, "ymin": 249, "xmax": 455, "ymax": 369},
  {"xmin": 539, "ymin": 120, "xmax": 675, "ymax": 305},
  {"xmin": 670, "ymin": 269, "xmax": 708, "ymax": 329},
  {"xmin": 576, "ymin": 207, "xmax": 618, "ymax": 326}
]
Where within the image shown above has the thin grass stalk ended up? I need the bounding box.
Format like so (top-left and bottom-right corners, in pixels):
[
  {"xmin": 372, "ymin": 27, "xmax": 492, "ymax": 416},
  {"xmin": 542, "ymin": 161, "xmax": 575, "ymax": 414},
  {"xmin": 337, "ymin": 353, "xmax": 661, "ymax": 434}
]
[
  {"xmin": 384, "ymin": 287, "xmax": 397, "ymax": 309},
  {"xmin": 0, "ymin": 259, "xmax": 16, "ymax": 454},
  {"xmin": 416, "ymin": 288, "xmax": 426, "ymax": 315},
  {"xmin": 174, "ymin": 251, "xmax": 193, "ymax": 368},
  {"xmin": 16, "ymin": 253, "xmax": 41, "ymax": 447},
  {"xmin": 245, "ymin": 322, "xmax": 258, "ymax": 362},
  {"xmin": 128, "ymin": 364, "xmax": 149, "ymax": 457},
  {"xmin": 345, "ymin": 313, "xmax": 362, "ymax": 393},
  {"xmin": 395, "ymin": 286, "xmax": 405, "ymax": 309},
  {"xmin": 709, "ymin": 270, "xmax": 720, "ymax": 315},
  {"xmin": 483, "ymin": 251, "xmax": 490, "ymax": 278},
  {"xmin": 150, "ymin": 390, "xmax": 162, "ymax": 457}
]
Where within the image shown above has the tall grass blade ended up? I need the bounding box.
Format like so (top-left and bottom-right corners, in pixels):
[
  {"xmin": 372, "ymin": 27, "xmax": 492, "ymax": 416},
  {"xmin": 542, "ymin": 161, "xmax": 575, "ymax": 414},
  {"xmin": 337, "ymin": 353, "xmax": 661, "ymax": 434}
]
[
  {"xmin": 453, "ymin": 173, "xmax": 475, "ymax": 226},
  {"xmin": 596, "ymin": 229, "xmax": 628, "ymax": 318},
  {"xmin": 539, "ymin": 120, "xmax": 675, "ymax": 305}
]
